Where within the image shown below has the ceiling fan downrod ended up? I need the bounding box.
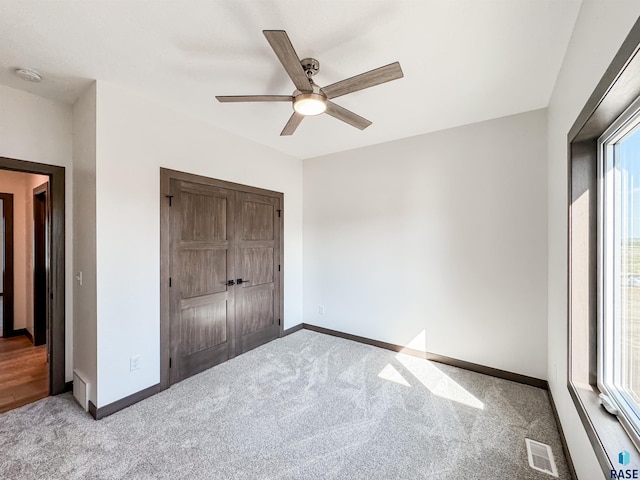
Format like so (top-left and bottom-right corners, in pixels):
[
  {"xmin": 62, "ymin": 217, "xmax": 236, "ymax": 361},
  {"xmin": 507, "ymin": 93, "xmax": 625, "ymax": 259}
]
[{"xmin": 300, "ymin": 58, "xmax": 320, "ymax": 78}]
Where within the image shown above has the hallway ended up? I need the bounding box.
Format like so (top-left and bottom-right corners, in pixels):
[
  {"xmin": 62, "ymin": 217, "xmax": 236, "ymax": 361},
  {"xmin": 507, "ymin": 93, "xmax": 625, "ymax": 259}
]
[{"xmin": 0, "ymin": 335, "xmax": 48, "ymax": 413}]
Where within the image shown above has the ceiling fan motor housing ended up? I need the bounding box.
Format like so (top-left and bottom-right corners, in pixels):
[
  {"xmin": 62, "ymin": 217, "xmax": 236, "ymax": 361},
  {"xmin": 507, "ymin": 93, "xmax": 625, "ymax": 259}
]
[{"xmin": 292, "ymin": 83, "xmax": 327, "ymax": 115}]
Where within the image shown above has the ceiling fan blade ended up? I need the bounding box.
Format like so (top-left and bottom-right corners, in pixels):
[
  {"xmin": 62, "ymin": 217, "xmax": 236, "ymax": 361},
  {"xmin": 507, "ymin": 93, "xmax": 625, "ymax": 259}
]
[
  {"xmin": 321, "ymin": 61, "xmax": 404, "ymax": 99},
  {"xmin": 281, "ymin": 112, "xmax": 304, "ymax": 136},
  {"xmin": 216, "ymin": 95, "xmax": 293, "ymax": 103},
  {"xmin": 325, "ymin": 102, "xmax": 372, "ymax": 130},
  {"xmin": 263, "ymin": 30, "xmax": 312, "ymax": 93}
]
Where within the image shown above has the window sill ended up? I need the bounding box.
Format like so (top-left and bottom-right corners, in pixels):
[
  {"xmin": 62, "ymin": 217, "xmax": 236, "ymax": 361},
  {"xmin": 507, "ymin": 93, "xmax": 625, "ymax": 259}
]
[{"xmin": 569, "ymin": 381, "xmax": 640, "ymax": 476}]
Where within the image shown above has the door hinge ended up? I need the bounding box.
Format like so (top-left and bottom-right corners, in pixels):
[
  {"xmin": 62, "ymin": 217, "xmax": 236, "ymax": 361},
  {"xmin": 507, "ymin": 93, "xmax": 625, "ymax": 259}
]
[
  {"xmin": 169, "ymin": 358, "xmax": 172, "ymax": 368},
  {"xmin": 277, "ymin": 209, "xmax": 281, "ymax": 218},
  {"xmin": 278, "ymin": 265, "xmax": 281, "ymax": 272},
  {"xmin": 166, "ymin": 195, "xmax": 174, "ymax": 207},
  {"xmin": 169, "ymin": 277, "xmax": 172, "ymax": 287},
  {"xmin": 278, "ymin": 319, "xmax": 281, "ymax": 326}
]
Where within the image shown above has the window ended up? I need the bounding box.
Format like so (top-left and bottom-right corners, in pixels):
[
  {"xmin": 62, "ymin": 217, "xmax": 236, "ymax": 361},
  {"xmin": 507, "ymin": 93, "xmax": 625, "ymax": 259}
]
[
  {"xmin": 567, "ymin": 18, "xmax": 640, "ymax": 477},
  {"xmin": 599, "ymin": 96, "xmax": 640, "ymax": 451}
]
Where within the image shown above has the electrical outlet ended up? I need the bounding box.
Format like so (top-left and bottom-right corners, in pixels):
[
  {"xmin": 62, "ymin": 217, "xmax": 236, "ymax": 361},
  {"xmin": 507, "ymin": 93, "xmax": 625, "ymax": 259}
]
[
  {"xmin": 318, "ymin": 305, "xmax": 325, "ymax": 315},
  {"xmin": 130, "ymin": 355, "xmax": 142, "ymax": 371}
]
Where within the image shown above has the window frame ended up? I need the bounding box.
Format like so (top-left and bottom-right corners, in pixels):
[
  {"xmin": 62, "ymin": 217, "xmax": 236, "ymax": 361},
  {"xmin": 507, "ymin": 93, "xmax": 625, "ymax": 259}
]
[
  {"xmin": 598, "ymin": 94, "xmax": 640, "ymax": 452},
  {"xmin": 566, "ymin": 16, "xmax": 640, "ymax": 478}
]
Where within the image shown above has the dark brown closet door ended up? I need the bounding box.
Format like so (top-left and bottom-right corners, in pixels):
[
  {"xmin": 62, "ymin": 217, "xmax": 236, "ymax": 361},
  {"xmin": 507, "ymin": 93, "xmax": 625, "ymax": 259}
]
[
  {"xmin": 234, "ymin": 192, "xmax": 281, "ymax": 354},
  {"xmin": 169, "ymin": 179, "xmax": 236, "ymax": 384},
  {"xmin": 162, "ymin": 169, "xmax": 284, "ymax": 389}
]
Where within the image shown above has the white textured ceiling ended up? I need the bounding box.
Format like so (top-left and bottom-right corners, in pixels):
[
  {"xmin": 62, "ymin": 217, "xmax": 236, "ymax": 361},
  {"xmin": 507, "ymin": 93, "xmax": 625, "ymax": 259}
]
[{"xmin": 0, "ymin": 0, "xmax": 581, "ymax": 159}]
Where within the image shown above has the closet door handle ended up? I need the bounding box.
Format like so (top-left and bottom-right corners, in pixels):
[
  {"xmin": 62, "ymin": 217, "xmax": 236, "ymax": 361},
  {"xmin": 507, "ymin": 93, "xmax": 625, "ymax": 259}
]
[
  {"xmin": 226, "ymin": 280, "xmax": 236, "ymax": 286},
  {"xmin": 236, "ymin": 278, "xmax": 250, "ymax": 285}
]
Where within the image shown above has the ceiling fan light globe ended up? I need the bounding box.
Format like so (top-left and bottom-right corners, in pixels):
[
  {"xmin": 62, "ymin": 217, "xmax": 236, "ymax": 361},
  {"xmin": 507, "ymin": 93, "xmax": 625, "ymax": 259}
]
[{"xmin": 293, "ymin": 94, "xmax": 327, "ymax": 116}]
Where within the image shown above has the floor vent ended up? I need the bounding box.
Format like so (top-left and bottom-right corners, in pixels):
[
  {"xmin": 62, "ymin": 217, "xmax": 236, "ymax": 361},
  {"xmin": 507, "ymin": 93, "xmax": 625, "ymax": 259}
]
[{"xmin": 525, "ymin": 438, "xmax": 558, "ymax": 477}]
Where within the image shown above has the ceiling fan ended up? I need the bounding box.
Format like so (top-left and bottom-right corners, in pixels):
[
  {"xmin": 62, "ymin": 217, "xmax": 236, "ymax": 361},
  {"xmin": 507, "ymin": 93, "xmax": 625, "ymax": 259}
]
[{"xmin": 216, "ymin": 30, "xmax": 404, "ymax": 136}]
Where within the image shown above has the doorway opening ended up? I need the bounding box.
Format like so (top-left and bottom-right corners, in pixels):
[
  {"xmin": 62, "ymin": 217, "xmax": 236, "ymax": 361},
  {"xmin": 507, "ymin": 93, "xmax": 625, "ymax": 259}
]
[
  {"xmin": 0, "ymin": 193, "xmax": 14, "ymax": 339},
  {"xmin": 0, "ymin": 157, "xmax": 65, "ymax": 414}
]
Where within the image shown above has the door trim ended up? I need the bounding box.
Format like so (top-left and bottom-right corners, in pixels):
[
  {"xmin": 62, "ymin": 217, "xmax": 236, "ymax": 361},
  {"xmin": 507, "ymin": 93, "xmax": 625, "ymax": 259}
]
[
  {"xmin": 0, "ymin": 193, "xmax": 14, "ymax": 337},
  {"xmin": 33, "ymin": 182, "xmax": 49, "ymax": 347},
  {"xmin": 160, "ymin": 168, "xmax": 284, "ymax": 391},
  {"xmin": 0, "ymin": 157, "xmax": 65, "ymax": 396}
]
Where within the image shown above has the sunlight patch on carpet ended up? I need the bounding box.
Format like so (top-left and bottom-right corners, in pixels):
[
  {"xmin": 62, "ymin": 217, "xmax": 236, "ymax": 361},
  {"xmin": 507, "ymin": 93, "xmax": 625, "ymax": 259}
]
[
  {"xmin": 395, "ymin": 353, "xmax": 485, "ymax": 409},
  {"xmin": 377, "ymin": 364, "xmax": 411, "ymax": 387}
]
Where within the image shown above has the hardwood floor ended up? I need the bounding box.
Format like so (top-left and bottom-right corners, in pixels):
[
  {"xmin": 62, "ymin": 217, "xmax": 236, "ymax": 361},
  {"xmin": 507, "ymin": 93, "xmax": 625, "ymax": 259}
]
[{"xmin": 0, "ymin": 335, "xmax": 48, "ymax": 414}]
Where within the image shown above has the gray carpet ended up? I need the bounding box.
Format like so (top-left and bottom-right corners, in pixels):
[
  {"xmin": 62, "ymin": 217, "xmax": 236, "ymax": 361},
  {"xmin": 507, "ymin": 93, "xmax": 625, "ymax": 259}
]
[{"xmin": 0, "ymin": 330, "xmax": 570, "ymax": 479}]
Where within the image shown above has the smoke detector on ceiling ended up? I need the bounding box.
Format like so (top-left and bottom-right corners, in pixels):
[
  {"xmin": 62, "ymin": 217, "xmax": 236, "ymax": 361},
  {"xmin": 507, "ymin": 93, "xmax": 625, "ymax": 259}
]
[{"xmin": 15, "ymin": 68, "xmax": 42, "ymax": 82}]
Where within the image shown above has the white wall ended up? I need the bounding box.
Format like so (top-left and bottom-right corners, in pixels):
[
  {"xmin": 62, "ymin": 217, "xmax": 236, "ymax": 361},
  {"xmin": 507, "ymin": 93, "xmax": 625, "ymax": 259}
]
[
  {"xmin": 0, "ymin": 171, "xmax": 29, "ymax": 331},
  {"xmin": 94, "ymin": 81, "xmax": 303, "ymax": 407},
  {"xmin": 304, "ymin": 109, "xmax": 548, "ymax": 380},
  {"xmin": 73, "ymin": 82, "xmax": 98, "ymax": 404},
  {"xmin": 547, "ymin": 2, "xmax": 640, "ymax": 479},
  {"xmin": 0, "ymin": 84, "xmax": 73, "ymax": 381}
]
